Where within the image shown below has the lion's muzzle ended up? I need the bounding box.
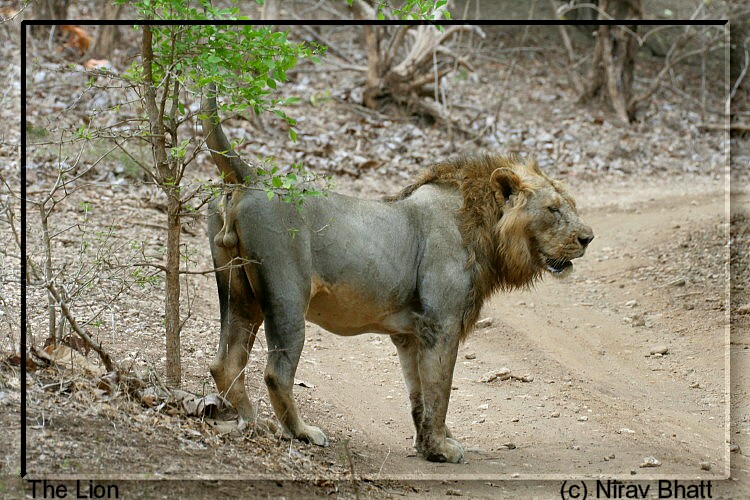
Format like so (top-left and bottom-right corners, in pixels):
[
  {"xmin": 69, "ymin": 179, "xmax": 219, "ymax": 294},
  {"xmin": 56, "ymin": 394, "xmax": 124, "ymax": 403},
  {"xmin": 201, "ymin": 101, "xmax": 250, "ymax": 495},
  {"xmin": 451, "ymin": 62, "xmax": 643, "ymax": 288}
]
[{"xmin": 545, "ymin": 223, "xmax": 593, "ymax": 277}]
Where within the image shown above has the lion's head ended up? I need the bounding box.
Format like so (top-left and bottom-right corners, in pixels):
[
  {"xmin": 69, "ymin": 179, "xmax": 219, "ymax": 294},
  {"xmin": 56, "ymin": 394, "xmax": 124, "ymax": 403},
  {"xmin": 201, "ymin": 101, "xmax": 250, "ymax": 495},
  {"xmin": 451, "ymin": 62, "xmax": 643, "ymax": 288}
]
[
  {"xmin": 391, "ymin": 153, "xmax": 593, "ymax": 308},
  {"xmin": 488, "ymin": 158, "xmax": 593, "ymax": 285}
]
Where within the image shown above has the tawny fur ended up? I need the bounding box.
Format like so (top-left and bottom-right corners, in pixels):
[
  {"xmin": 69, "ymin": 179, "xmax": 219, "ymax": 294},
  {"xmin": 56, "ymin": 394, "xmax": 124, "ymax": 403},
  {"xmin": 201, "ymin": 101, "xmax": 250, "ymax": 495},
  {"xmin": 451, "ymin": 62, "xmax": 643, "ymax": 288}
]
[{"xmin": 389, "ymin": 154, "xmax": 554, "ymax": 338}]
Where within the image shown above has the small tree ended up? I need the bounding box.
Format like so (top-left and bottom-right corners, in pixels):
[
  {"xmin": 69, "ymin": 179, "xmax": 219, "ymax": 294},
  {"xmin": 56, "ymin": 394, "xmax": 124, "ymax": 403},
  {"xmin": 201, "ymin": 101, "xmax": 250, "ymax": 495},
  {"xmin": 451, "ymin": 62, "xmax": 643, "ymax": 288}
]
[
  {"xmin": 578, "ymin": 0, "xmax": 643, "ymax": 123},
  {"xmin": 555, "ymin": 0, "xmax": 727, "ymax": 124},
  {"xmin": 120, "ymin": 0, "xmax": 320, "ymax": 387}
]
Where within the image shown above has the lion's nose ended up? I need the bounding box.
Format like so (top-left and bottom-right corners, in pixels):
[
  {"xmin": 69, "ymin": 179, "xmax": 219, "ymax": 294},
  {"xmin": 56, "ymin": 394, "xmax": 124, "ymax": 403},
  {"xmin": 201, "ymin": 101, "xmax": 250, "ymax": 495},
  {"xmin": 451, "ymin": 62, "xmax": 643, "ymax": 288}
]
[{"xmin": 578, "ymin": 234, "xmax": 594, "ymax": 248}]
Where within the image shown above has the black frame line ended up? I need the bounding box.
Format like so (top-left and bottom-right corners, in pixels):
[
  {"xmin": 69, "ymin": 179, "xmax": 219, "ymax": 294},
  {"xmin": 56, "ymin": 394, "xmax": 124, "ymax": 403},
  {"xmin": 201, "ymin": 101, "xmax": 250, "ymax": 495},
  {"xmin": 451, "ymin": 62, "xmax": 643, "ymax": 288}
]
[{"xmin": 20, "ymin": 20, "xmax": 27, "ymax": 480}]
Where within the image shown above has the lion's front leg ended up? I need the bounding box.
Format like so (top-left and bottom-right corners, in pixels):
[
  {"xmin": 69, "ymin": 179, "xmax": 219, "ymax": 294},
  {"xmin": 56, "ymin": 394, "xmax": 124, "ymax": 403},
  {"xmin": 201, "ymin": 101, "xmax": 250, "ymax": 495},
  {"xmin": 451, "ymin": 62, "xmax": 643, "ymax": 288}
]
[
  {"xmin": 392, "ymin": 334, "xmax": 455, "ymax": 454},
  {"xmin": 391, "ymin": 335, "xmax": 424, "ymax": 439},
  {"xmin": 414, "ymin": 329, "xmax": 464, "ymax": 463}
]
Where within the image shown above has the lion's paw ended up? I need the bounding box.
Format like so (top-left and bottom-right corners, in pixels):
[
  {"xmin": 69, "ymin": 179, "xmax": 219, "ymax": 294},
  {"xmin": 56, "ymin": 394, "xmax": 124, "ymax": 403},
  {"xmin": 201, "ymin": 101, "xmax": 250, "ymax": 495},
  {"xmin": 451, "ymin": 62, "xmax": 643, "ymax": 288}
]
[
  {"xmin": 297, "ymin": 424, "xmax": 329, "ymax": 447},
  {"xmin": 413, "ymin": 427, "xmax": 452, "ymax": 449},
  {"xmin": 238, "ymin": 416, "xmax": 278, "ymax": 436},
  {"xmin": 424, "ymin": 438, "xmax": 464, "ymax": 463}
]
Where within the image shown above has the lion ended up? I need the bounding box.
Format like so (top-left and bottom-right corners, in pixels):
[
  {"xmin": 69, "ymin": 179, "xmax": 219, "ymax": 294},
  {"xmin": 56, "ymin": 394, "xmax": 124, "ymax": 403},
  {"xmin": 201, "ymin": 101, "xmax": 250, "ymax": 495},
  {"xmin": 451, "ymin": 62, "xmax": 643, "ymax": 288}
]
[{"xmin": 201, "ymin": 89, "xmax": 593, "ymax": 463}]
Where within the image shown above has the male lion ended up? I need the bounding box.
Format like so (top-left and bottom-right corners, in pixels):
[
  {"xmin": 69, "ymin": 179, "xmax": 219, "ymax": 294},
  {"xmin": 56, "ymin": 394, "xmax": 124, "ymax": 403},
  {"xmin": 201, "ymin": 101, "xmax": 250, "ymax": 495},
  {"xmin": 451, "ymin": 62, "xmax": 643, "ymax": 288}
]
[{"xmin": 202, "ymin": 90, "xmax": 593, "ymax": 463}]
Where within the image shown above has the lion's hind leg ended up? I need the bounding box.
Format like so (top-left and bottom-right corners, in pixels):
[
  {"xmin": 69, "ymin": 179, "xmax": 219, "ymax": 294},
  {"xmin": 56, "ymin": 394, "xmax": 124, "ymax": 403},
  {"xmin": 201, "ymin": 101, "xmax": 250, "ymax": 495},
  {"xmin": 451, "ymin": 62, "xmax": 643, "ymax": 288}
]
[
  {"xmin": 263, "ymin": 291, "xmax": 328, "ymax": 447},
  {"xmin": 209, "ymin": 205, "xmax": 275, "ymax": 435}
]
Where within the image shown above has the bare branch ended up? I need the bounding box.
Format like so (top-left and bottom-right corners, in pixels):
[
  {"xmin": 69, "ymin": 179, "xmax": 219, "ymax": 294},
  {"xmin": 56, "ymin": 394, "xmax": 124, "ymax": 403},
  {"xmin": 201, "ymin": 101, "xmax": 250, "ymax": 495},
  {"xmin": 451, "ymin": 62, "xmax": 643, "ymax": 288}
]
[
  {"xmin": 731, "ymin": 39, "xmax": 749, "ymax": 101},
  {"xmin": 550, "ymin": 0, "xmax": 584, "ymax": 94},
  {"xmin": 126, "ymin": 256, "xmax": 257, "ymax": 275},
  {"xmin": 628, "ymin": 31, "xmax": 722, "ymax": 116},
  {"xmin": 46, "ymin": 282, "xmax": 119, "ymax": 373}
]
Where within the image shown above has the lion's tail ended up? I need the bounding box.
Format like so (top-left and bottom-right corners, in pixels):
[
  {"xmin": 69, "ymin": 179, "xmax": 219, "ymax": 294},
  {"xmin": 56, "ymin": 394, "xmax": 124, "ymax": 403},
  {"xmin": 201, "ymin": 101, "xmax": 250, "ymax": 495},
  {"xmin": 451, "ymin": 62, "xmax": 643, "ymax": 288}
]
[{"xmin": 202, "ymin": 84, "xmax": 255, "ymax": 185}]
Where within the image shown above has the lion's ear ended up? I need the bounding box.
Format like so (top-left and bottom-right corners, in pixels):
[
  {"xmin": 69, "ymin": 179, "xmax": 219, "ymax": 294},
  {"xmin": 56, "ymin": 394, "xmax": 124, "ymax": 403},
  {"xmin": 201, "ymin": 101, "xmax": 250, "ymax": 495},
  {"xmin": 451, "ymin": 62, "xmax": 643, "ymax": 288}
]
[{"xmin": 490, "ymin": 168, "xmax": 523, "ymax": 203}]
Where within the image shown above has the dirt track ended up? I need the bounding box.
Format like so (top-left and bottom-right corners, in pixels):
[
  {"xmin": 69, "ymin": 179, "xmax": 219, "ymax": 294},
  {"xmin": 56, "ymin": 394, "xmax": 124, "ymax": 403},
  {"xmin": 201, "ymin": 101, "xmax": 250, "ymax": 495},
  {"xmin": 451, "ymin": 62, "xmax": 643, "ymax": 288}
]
[{"xmin": 220, "ymin": 175, "xmax": 728, "ymax": 480}]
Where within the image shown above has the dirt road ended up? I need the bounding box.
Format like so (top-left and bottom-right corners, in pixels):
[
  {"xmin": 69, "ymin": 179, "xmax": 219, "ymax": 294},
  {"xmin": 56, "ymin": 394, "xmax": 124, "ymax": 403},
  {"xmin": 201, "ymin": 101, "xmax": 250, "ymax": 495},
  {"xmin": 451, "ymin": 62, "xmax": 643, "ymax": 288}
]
[{"xmin": 256, "ymin": 176, "xmax": 728, "ymax": 480}]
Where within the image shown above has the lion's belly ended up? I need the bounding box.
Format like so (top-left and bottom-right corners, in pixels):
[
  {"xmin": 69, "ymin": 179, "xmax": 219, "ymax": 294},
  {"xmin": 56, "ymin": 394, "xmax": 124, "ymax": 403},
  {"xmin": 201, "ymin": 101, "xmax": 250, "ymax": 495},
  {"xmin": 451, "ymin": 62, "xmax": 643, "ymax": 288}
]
[{"xmin": 305, "ymin": 279, "xmax": 415, "ymax": 336}]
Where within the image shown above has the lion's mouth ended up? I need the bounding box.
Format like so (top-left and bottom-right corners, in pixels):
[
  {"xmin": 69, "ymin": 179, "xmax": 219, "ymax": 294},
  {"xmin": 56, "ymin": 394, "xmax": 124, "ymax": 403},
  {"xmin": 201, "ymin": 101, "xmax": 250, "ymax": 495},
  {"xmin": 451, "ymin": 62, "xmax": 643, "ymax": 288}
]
[{"xmin": 545, "ymin": 258, "xmax": 573, "ymax": 275}]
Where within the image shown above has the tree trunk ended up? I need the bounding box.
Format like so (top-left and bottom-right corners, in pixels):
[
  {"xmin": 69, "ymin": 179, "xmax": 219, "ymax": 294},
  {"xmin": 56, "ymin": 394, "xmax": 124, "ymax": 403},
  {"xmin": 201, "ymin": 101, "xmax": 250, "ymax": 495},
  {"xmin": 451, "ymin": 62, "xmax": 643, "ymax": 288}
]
[
  {"xmin": 142, "ymin": 25, "xmax": 182, "ymax": 388},
  {"xmin": 362, "ymin": 25, "xmax": 382, "ymax": 109},
  {"xmin": 260, "ymin": 0, "xmax": 279, "ymax": 20},
  {"xmin": 580, "ymin": 0, "xmax": 642, "ymax": 123},
  {"xmin": 88, "ymin": 4, "xmax": 123, "ymax": 59},
  {"xmin": 353, "ymin": 3, "xmax": 482, "ymax": 125},
  {"xmin": 39, "ymin": 203, "xmax": 56, "ymax": 345},
  {"xmin": 164, "ymin": 189, "xmax": 182, "ymax": 388},
  {"xmin": 730, "ymin": 11, "xmax": 750, "ymax": 103}
]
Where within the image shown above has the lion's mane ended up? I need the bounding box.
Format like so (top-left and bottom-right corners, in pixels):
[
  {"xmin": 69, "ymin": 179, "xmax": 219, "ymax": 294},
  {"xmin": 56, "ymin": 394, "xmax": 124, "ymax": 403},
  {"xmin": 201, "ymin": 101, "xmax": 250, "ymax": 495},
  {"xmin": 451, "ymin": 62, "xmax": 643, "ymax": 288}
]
[{"xmin": 389, "ymin": 154, "xmax": 550, "ymax": 337}]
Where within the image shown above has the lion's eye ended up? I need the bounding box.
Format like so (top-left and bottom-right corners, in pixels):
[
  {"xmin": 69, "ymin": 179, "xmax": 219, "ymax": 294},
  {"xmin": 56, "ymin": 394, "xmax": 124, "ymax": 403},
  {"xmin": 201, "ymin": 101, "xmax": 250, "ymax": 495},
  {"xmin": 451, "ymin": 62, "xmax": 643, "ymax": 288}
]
[{"xmin": 548, "ymin": 206, "xmax": 560, "ymax": 214}]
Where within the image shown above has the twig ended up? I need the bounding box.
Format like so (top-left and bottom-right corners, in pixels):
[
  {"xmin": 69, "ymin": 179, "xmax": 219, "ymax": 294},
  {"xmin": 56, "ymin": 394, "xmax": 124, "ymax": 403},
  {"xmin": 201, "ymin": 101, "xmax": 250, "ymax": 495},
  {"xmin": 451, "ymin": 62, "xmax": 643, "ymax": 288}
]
[
  {"xmin": 731, "ymin": 39, "xmax": 749, "ymax": 101},
  {"xmin": 376, "ymin": 446, "xmax": 391, "ymax": 478},
  {"xmin": 316, "ymin": 60, "xmax": 368, "ymax": 73},
  {"xmin": 383, "ymin": 25, "xmax": 409, "ymax": 71},
  {"xmin": 294, "ymin": 24, "xmax": 357, "ymax": 65},
  {"xmin": 628, "ymin": 28, "xmax": 724, "ymax": 117},
  {"xmin": 342, "ymin": 439, "xmax": 360, "ymax": 499},
  {"xmin": 550, "ymin": 0, "xmax": 584, "ymax": 94},
  {"xmin": 126, "ymin": 256, "xmax": 258, "ymax": 275},
  {"xmin": 40, "ymin": 380, "xmax": 75, "ymax": 392},
  {"xmin": 647, "ymin": 79, "xmax": 726, "ymax": 115},
  {"xmin": 46, "ymin": 283, "xmax": 118, "ymax": 373}
]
